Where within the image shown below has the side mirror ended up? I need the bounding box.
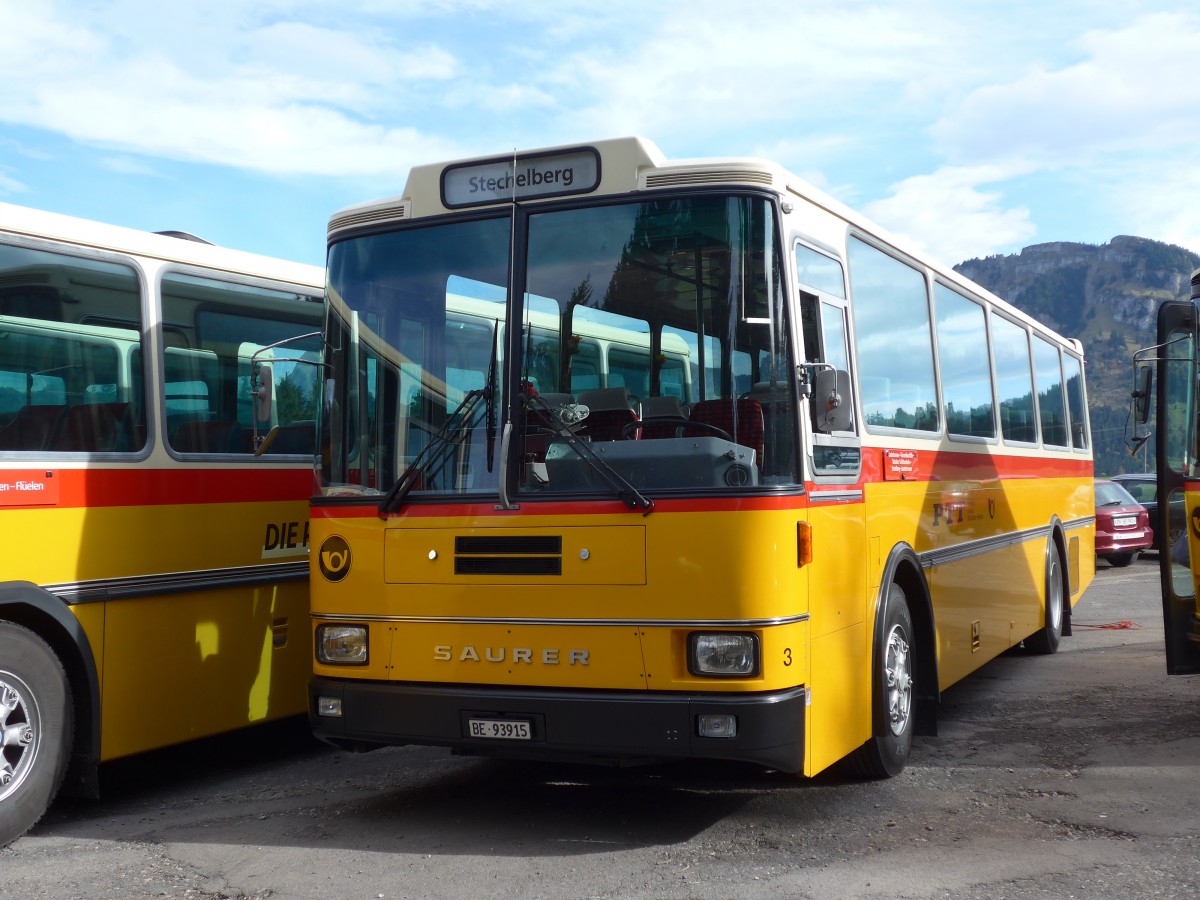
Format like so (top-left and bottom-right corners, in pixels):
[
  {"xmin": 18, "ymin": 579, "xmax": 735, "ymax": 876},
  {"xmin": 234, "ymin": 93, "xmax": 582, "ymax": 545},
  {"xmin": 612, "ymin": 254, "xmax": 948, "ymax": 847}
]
[
  {"xmin": 1132, "ymin": 363, "xmax": 1152, "ymax": 426},
  {"xmin": 253, "ymin": 362, "xmax": 273, "ymax": 423},
  {"xmin": 813, "ymin": 368, "xmax": 852, "ymax": 433}
]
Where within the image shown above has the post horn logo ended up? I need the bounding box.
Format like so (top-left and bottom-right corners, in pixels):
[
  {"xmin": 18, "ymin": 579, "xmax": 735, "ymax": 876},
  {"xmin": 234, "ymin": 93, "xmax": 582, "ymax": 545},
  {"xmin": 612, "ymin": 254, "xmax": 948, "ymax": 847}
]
[{"xmin": 318, "ymin": 536, "xmax": 352, "ymax": 582}]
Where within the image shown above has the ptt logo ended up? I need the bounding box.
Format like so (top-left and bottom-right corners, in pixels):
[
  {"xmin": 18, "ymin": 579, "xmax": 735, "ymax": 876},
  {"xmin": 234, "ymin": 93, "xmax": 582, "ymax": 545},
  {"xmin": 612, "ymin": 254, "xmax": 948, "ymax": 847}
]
[{"xmin": 318, "ymin": 536, "xmax": 352, "ymax": 582}]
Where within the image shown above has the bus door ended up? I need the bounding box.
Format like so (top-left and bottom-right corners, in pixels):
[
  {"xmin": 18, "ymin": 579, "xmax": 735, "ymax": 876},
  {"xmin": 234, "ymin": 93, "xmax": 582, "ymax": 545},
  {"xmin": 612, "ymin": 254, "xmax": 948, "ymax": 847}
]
[
  {"xmin": 1153, "ymin": 298, "xmax": 1200, "ymax": 674},
  {"xmin": 793, "ymin": 243, "xmax": 868, "ymax": 774}
]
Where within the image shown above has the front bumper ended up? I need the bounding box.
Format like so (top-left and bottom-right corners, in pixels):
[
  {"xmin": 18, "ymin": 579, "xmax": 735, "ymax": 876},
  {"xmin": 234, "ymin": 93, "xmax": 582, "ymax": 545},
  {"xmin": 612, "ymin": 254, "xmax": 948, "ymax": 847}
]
[{"xmin": 310, "ymin": 678, "xmax": 807, "ymax": 773}]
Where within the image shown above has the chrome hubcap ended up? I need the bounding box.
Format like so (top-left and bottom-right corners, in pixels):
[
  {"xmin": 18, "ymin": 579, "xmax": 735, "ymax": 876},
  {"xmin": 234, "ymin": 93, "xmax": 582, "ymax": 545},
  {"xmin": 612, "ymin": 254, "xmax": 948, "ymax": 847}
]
[
  {"xmin": 1048, "ymin": 556, "xmax": 1063, "ymax": 632},
  {"xmin": 0, "ymin": 675, "xmax": 39, "ymax": 801},
  {"xmin": 884, "ymin": 624, "xmax": 912, "ymax": 736}
]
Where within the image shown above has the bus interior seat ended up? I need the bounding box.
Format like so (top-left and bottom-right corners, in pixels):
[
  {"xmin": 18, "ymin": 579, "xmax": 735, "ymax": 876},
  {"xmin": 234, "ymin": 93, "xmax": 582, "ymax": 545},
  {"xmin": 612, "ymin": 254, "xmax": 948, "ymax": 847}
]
[
  {"xmin": 0, "ymin": 405, "xmax": 64, "ymax": 451},
  {"xmin": 575, "ymin": 388, "xmax": 637, "ymax": 442},
  {"xmin": 636, "ymin": 395, "xmax": 688, "ymax": 439},
  {"xmin": 49, "ymin": 402, "xmax": 136, "ymax": 452},
  {"xmin": 576, "ymin": 387, "xmax": 634, "ymax": 411},
  {"xmin": 686, "ymin": 398, "xmax": 764, "ymax": 464}
]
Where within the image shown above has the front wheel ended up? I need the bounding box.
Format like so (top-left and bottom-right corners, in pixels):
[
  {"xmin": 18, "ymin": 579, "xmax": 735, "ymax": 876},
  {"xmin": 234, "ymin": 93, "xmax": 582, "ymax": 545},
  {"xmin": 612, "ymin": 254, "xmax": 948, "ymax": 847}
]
[
  {"xmin": 0, "ymin": 622, "xmax": 74, "ymax": 848},
  {"xmin": 848, "ymin": 583, "xmax": 915, "ymax": 779}
]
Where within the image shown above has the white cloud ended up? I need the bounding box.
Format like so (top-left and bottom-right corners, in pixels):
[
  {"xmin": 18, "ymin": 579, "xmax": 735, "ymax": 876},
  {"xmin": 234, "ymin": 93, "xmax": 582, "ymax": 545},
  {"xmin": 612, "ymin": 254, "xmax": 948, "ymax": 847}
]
[
  {"xmin": 0, "ymin": 1, "xmax": 470, "ymax": 176},
  {"xmin": 0, "ymin": 170, "xmax": 29, "ymax": 195},
  {"xmin": 861, "ymin": 165, "xmax": 1038, "ymax": 264},
  {"xmin": 1088, "ymin": 153, "xmax": 1200, "ymax": 256},
  {"xmin": 932, "ymin": 10, "xmax": 1200, "ymax": 168},
  {"xmin": 3, "ymin": 0, "xmax": 1198, "ymax": 262}
]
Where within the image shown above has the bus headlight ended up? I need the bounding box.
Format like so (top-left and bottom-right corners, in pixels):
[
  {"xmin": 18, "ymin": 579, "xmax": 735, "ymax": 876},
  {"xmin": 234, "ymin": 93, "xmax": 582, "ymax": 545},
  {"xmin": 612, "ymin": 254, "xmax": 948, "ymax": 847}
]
[
  {"xmin": 316, "ymin": 625, "xmax": 368, "ymax": 664},
  {"xmin": 688, "ymin": 632, "xmax": 759, "ymax": 677}
]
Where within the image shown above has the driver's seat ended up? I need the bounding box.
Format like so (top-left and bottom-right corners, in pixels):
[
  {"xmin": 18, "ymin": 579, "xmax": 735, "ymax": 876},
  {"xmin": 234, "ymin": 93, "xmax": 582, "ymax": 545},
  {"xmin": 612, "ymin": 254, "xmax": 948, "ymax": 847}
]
[{"xmin": 685, "ymin": 399, "xmax": 764, "ymax": 464}]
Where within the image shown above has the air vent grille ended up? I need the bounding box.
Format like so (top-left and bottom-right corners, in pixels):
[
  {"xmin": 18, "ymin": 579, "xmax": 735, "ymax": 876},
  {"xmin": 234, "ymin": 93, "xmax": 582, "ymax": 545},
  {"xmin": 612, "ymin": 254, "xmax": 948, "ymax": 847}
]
[
  {"xmin": 453, "ymin": 535, "xmax": 563, "ymax": 576},
  {"xmin": 328, "ymin": 202, "xmax": 411, "ymax": 235},
  {"xmin": 643, "ymin": 169, "xmax": 777, "ymax": 189},
  {"xmin": 455, "ymin": 556, "xmax": 562, "ymax": 576}
]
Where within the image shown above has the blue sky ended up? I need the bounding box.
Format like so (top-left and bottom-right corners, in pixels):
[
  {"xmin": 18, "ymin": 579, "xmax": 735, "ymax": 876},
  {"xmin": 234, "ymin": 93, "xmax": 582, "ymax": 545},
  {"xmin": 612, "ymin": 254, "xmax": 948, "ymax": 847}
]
[{"xmin": 2, "ymin": 1, "xmax": 1198, "ymax": 268}]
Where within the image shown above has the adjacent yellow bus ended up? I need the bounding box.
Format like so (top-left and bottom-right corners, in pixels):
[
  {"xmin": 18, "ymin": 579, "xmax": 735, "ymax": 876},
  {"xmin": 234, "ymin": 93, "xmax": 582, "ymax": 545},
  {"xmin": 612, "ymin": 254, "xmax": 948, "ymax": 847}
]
[
  {"xmin": 0, "ymin": 203, "xmax": 324, "ymax": 845},
  {"xmin": 1135, "ymin": 268, "xmax": 1200, "ymax": 674},
  {"xmin": 309, "ymin": 138, "xmax": 1095, "ymax": 779}
]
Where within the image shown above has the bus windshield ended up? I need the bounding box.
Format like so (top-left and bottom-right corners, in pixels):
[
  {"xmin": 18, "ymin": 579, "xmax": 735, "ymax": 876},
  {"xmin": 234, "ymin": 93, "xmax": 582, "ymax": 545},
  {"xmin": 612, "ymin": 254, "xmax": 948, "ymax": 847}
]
[{"xmin": 323, "ymin": 194, "xmax": 799, "ymax": 500}]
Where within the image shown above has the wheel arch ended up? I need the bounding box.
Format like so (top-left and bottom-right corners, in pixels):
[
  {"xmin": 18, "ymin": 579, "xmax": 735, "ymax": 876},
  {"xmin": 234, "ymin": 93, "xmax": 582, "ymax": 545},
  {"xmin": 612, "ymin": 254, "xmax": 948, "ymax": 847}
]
[
  {"xmin": 875, "ymin": 544, "xmax": 939, "ymax": 737},
  {"xmin": 0, "ymin": 581, "xmax": 101, "ymax": 798}
]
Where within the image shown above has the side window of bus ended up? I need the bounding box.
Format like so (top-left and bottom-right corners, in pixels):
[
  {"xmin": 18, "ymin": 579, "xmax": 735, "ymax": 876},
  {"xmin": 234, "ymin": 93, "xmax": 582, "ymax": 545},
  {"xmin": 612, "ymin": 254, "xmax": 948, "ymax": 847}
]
[
  {"xmin": 1033, "ymin": 335, "xmax": 1069, "ymax": 448},
  {"xmin": 934, "ymin": 284, "xmax": 996, "ymax": 440},
  {"xmin": 848, "ymin": 237, "xmax": 939, "ymax": 435},
  {"xmin": 161, "ymin": 273, "xmax": 322, "ymax": 455},
  {"xmin": 1064, "ymin": 354, "xmax": 1089, "ymax": 450},
  {"xmin": 991, "ymin": 314, "xmax": 1038, "ymax": 445},
  {"xmin": 0, "ymin": 241, "xmax": 147, "ymax": 454}
]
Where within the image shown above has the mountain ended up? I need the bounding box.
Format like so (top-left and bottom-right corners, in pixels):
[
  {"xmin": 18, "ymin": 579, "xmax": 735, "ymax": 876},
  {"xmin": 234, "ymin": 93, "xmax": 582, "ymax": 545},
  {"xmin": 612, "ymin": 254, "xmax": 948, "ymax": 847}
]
[{"xmin": 954, "ymin": 236, "xmax": 1200, "ymax": 477}]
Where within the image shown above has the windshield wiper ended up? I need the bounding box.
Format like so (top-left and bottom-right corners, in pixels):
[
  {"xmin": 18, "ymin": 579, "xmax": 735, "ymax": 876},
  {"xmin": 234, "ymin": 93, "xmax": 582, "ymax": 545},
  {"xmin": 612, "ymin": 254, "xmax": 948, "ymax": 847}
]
[
  {"xmin": 523, "ymin": 387, "xmax": 654, "ymax": 515},
  {"xmin": 378, "ymin": 388, "xmax": 486, "ymax": 518}
]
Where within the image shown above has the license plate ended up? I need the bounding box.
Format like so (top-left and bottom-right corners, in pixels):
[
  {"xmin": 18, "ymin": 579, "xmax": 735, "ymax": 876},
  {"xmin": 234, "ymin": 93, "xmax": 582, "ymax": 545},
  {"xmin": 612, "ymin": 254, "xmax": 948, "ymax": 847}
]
[
  {"xmin": 1113, "ymin": 517, "xmax": 1137, "ymax": 528},
  {"xmin": 468, "ymin": 718, "xmax": 531, "ymax": 740}
]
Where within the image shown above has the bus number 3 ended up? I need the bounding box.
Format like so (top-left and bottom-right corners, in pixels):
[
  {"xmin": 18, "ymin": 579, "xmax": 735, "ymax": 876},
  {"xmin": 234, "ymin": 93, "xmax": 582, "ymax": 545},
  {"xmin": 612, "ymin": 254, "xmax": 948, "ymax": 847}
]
[{"xmin": 783, "ymin": 647, "xmax": 792, "ymax": 666}]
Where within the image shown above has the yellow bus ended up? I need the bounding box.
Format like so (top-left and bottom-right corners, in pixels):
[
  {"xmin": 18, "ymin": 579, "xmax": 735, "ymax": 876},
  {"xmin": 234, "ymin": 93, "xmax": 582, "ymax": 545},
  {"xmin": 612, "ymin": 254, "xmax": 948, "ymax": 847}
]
[
  {"xmin": 0, "ymin": 203, "xmax": 324, "ymax": 845},
  {"xmin": 1134, "ymin": 268, "xmax": 1200, "ymax": 674},
  {"xmin": 309, "ymin": 138, "xmax": 1095, "ymax": 779}
]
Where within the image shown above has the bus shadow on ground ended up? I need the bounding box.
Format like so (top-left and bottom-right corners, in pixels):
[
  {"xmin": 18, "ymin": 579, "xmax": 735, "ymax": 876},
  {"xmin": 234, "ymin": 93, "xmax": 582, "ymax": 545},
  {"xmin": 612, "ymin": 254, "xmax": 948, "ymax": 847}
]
[{"xmin": 36, "ymin": 725, "xmax": 875, "ymax": 856}]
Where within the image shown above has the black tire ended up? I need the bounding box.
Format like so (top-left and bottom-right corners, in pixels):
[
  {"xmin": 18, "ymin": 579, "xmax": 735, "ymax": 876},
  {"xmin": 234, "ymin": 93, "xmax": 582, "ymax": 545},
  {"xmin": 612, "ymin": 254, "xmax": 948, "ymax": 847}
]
[
  {"xmin": 0, "ymin": 621, "xmax": 74, "ymax": 848},
  {"xmin": 1027, "ymin": 542, "xmax": 1065, "ymax": 653},
  {"xmin": 1104, "ymin": 552, "xmax": 1137, "ymax": 568},
  {"xmin": 848, "ymin": 583, "xmax": 915, "ymax": 779}
]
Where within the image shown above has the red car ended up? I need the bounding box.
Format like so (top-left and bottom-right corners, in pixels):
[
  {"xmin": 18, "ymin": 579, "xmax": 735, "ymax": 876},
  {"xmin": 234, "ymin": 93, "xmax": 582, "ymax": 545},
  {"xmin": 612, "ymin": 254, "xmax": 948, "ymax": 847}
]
[{"xmin": 1094, "ymin": 479, "xmax": 1154, "ymax": 567}]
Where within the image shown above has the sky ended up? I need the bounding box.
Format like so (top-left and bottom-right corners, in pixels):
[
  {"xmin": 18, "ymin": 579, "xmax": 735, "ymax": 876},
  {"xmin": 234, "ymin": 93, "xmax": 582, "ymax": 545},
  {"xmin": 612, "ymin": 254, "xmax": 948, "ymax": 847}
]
[{"xmin": 2, "ymin": 0, "xmax": 1199, "ymax": 269}]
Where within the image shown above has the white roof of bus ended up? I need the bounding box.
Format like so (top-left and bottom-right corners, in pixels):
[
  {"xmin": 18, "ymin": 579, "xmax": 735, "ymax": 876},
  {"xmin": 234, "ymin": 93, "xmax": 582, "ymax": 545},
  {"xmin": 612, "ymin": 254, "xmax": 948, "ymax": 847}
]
[{"xmin": 0, "ymin": 201, "xmax": 325, "ymax": 290}]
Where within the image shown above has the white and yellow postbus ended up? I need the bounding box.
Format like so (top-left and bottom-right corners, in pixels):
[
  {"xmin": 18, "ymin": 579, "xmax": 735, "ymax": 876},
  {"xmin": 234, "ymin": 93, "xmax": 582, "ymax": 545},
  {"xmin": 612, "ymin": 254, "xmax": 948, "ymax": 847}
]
[
  {"xmin": 309, "ymin": 138, "xmax": 1095, "ymax": 779},
  {"xmin": 0, "ymin": 203, "xmax": 324, "ymax": 845}
]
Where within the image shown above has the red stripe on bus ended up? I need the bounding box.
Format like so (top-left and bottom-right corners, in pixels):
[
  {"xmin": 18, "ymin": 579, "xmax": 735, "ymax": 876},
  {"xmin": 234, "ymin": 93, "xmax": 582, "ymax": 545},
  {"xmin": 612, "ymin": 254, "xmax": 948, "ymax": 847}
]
[{"xmin": 1, "ymin": 467, "xmax": 316, "ymax": 508}]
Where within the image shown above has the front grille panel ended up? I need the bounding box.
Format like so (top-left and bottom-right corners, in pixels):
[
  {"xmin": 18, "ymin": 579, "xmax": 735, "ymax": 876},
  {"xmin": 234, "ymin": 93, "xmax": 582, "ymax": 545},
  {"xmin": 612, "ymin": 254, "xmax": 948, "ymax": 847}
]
[
  {"xmin": 453, "ymin": 534, "xmax": 563, "ymax": 576},
  {"xmin": 454, "ymin": 556, "xmax": 562, "ymax": 576},
  {"xmin": 455, "ymin": 536, "xmax": 562, "ymax": 555}
]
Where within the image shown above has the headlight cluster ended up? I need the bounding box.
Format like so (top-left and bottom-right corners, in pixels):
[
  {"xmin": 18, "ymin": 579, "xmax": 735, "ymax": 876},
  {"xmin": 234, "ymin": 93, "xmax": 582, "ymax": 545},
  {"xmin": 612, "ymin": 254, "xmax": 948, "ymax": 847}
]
[
  {"xmin": 316, "ymin": 624, "xmax": 368, "ymax": 664},
  {"xmin": 688, "ymin": 632, "xmax": 759, "ymax": 677}
]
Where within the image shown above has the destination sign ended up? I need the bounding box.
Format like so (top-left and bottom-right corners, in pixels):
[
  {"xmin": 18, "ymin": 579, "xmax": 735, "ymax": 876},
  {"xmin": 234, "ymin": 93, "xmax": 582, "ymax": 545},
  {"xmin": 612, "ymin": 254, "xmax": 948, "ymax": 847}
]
[{"xmin": 442, "ymin": 148, "xmax": 600, "ymax": 208}]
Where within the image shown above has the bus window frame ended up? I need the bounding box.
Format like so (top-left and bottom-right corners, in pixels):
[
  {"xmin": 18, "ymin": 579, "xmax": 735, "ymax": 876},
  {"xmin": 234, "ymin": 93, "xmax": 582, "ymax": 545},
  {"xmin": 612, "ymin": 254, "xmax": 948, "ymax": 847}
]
[
  {"xmin": 0, "ymin": 236, "xmax": 154, "ymax": 461},
  {"xmin": 793, "ymin": 237, "xmax": 861, "ymax": 483}
]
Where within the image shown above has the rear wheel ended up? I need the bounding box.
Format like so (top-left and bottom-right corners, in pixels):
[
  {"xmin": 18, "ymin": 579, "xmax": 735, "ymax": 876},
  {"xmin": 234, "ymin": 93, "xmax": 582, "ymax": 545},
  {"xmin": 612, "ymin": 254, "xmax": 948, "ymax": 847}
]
[
  {"xmin": 0, "ymin": 622, "xmax": 73, "ymax": 848},
  {"xmin": 848, "ymin": 583, "xmax": 914, "ymax": 779},
  {"xmin": 1027, "ymin": 542, "xmax": 1065, "ymax": 653},
  {"xmin": 1104, "ymin": 552, "xmax": 1137, "ymax": 568}
]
